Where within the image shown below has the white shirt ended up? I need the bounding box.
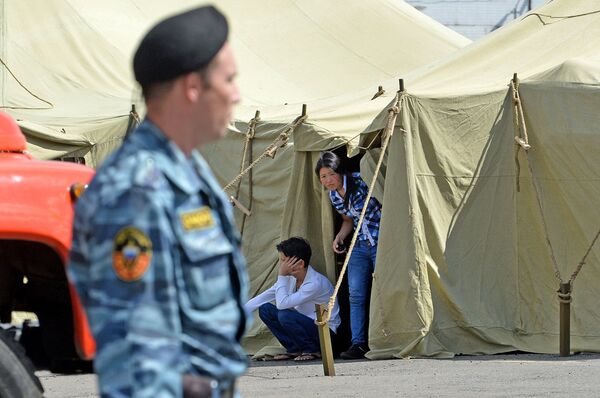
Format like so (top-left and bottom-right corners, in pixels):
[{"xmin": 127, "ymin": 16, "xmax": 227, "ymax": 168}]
[{"xmin": 245, "ymin": 265, "xmax": 341, "ymax": 333}]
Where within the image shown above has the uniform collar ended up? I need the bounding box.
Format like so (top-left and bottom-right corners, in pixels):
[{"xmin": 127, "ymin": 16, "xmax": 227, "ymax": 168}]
[{"xmin": 131, "ymin": 118, "xmax": 201, "ymax": 194}]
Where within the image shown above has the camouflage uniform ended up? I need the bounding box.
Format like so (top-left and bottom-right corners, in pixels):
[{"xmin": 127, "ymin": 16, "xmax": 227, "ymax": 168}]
[{"xmin": 69, "ymin": 119, "xmax": 249, "ymax": 398}]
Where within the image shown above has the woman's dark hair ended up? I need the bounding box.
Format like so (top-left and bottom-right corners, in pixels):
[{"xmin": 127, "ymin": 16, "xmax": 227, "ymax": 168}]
[
  {"xmin": 315, "ymin": 151, "xmax": 356, "ymax": 208},
  {"xmin": 315, "ymin": 151, "xmax": 343, "ymax": 177},
  {"xmin": 276, "ymin": 237, "xmax": 311, "ymax": 268}
]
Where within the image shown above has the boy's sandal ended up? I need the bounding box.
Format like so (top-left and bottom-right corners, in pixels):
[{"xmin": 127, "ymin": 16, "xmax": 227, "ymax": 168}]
[
  {"xmin": 294, "ymin": 352, "xmax": 321, "ymax": 361},
  {"xmin": 273, "ymin": 352, "xmax": 300, "ymax": 361}
]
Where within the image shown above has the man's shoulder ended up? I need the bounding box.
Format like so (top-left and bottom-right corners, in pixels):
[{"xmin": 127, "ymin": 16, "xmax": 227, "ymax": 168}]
[
  {"xmin": 77, "ymin": 148, "xmax": 172, "ymax": 227},
  {"xmin": 95, "ymin": 141, "xmax": 171, "ymax": 193}
]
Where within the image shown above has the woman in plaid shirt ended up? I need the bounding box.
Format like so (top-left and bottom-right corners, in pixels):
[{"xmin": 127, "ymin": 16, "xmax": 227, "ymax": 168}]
[{"xmin": 315, "ymin": 151, "xmax": 382, "ymax": 359}]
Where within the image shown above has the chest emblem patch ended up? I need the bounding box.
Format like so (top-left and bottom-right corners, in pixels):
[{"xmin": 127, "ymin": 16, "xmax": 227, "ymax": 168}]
[
  {"xmin": 180, "ymin": 206, "xmax": 214, "ymax": 231},
  {"xmin": 112, "ymin": 227, "xmax": 152, "ymax": 281}
]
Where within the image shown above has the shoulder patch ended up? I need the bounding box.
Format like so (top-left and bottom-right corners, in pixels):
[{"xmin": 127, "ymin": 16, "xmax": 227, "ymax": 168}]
[
  {"xmin": 112, "ymin": 227, "xmax": 152, "ymax": 281},
  {"xmin": 180, "ymin": 206, "xmax": 215, "ymax": 231}
]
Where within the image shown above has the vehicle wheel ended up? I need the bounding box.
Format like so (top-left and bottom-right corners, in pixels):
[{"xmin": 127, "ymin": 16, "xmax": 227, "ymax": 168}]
[{"xmin": 0, "ymin": 329, "xmax": 44, "ymax": 398}]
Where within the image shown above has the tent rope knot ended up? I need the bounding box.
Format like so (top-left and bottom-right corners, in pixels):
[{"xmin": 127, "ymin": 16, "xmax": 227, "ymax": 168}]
[{"xmin": 317, "ymin": 91, "xmax": 404, "ymax": 326}]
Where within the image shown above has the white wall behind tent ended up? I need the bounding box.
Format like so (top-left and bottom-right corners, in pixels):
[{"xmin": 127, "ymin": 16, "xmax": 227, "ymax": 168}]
[{"xmin": 406, "ymin": 0, "xmax": 547, "ymax": 40}]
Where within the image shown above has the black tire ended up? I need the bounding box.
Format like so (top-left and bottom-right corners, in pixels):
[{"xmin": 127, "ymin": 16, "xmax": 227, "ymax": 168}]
[{"xmin": 0, "ymin": 329, "xmax": 44, "ymax": 398}]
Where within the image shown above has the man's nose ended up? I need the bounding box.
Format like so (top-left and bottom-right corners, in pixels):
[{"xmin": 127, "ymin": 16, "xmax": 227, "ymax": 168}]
[{"xmin": 231, "ymin": 84, "xmax": 241, "ymax": 104}]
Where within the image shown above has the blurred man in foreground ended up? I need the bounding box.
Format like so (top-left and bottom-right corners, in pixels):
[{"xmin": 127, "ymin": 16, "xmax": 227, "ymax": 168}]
[{"xmin": 69, "ymin": 6, "xmax": 248, "ymax": 397}]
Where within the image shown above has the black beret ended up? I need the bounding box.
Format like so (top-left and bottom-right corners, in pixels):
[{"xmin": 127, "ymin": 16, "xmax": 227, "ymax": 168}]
[{"xmin": 133, "ymin": 5, "xmax": 228, "ymax": 86}]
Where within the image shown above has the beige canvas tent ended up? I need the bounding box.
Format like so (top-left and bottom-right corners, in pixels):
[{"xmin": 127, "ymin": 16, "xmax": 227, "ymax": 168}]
[
  {"xmin": 194, "ymin": 0, "xmax": 470, "ymax": 351},
  {"xmin": 8, "ymin": 0, "xmax": 599, "ymax": 360},
  {"xmin": 0, "ymin": 1, "xmax": 135, "ymax": 164},
  {"xmin": 1, "ymin": 0, "xmax": 468, "ymax": 164},
  {"xmin": 1, "ymin": 0, "xmax": 470, "ymax": 352},
  {"xmin": 340, "ymin": 0, "xmax": 600, "ymax": 357}
]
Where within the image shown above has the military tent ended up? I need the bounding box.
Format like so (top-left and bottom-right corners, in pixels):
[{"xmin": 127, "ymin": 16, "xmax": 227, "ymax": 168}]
[
  {"xmin": 341, "ymin": 0, "xmax": 600, "ymax": 357},
  {"xmin": 1, "ymin": 0, "xmax": 471, "ymax": 353}
]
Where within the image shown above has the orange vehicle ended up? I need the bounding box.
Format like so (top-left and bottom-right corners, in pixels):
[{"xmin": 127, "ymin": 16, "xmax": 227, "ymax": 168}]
[{"xmin": 0, "ymin": 111, "xmax": 96, "ymax": 397}]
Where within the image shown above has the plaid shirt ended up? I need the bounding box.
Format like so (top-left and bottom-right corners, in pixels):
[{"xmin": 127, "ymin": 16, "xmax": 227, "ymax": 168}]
[{"xmin": 329, "ymin": 172, "xmax": 382, "ymax": 245}]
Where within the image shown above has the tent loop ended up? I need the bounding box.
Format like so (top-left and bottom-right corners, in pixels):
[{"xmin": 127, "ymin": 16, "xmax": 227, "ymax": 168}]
[
  {"xmin": 0, "ymin": 56, "xmax": 54, "ymax": 110},
  {"xmin": 316, "ymin": 90, "xmax": 406, "ymax": 326},
  {"xmin": 223, "ymin": 105, "xmax": 308, "ymax": 195}
]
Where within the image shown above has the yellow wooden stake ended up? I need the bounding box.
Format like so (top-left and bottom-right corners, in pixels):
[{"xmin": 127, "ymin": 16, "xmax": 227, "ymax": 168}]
[{"xmin": 316, "ymin": 304, "xmax": 335, "ymax": 376}]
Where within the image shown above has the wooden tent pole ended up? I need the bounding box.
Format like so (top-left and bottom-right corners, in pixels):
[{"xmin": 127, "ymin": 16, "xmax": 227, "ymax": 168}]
[{"xmin": 559, "ymin": 283, "xmax": 571, "ymax": 356}]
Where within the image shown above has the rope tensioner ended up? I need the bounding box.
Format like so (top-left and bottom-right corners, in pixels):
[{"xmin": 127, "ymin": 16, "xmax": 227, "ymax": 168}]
[{"xmin": 316, "ymin": 81, "xmax": 407, "ymax": 327}]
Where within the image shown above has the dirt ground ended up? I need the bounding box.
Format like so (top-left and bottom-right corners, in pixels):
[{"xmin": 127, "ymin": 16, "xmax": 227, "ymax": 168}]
[{"xmin": 38, "ymin": 352, "xmax": 600, "ymax": 397}]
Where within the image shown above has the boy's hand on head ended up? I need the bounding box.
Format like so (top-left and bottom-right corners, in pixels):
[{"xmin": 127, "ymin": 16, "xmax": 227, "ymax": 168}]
[{"xmin": 279, "ymin": 256, "xmax": 301, "ymax": 275}]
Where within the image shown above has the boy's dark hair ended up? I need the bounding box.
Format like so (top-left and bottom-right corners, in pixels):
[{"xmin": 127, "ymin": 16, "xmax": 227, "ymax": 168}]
[{"xmin": 276, "ymin": 237, "xmax": 311, "ymax": 268}]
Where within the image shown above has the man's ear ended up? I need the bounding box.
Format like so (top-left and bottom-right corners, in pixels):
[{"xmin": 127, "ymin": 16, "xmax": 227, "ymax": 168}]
[
  {"xmin": 183, "ymin": 73, "xmax": 203, "ymax": 102},
  {"xmin": 298, "ymin": 259, "xmax": 306, "ymax": 268}
]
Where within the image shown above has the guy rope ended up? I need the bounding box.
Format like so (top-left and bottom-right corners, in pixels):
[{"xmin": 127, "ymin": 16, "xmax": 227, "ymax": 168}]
[
  {"xmin": 316, "ymin": 80, "xmax": 406, "ymax": 327},
  {"xmin": 223, "ymin": 105, "xmax": 308, "ymax": 216},
  {"xmin": 511, "ymin": 73, "xmax": 600, "ymax": 356}
]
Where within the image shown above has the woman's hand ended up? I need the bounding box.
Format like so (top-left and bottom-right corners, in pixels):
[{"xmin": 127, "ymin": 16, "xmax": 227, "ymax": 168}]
[
  {"xmin": 332, "ymin": 236, "xmax": 347, "ymax": 254},
  {"xmin": 333, "ymin": 217, "xmax": 353, "ymax": 254}
]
